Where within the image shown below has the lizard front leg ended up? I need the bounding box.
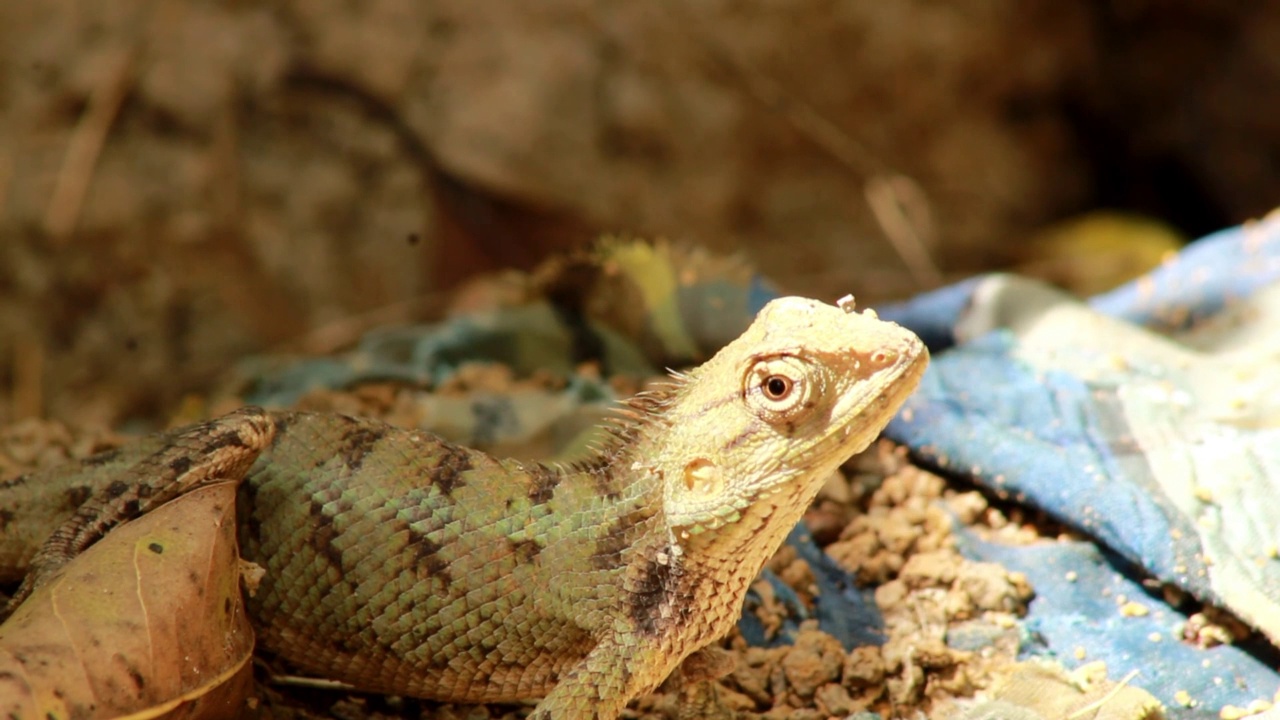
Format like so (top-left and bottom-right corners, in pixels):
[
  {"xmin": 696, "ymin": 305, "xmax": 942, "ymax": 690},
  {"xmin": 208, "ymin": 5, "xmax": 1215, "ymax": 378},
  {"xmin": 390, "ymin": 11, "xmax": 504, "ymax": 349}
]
[
  {"xmin": 670, "ymin": 647, "xmax": 739, "ymax": 720},
  {"xmin": 530, "ymin": 639, "xmax": 740, "ymax": 720},
  {"xmin": 527, "ymin": 633, "xmax": 675, "ymax": 720},
  {"xmin": 4, "ymin": 406, "xmax": 275, "ymax": 614}
]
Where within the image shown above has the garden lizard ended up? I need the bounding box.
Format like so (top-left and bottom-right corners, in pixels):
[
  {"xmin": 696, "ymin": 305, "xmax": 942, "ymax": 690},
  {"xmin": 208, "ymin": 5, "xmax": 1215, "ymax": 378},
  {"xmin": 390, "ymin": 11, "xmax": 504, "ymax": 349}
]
[{"xmin": 0, "ymin": 295, "xmax": 927, "ymax": 719}]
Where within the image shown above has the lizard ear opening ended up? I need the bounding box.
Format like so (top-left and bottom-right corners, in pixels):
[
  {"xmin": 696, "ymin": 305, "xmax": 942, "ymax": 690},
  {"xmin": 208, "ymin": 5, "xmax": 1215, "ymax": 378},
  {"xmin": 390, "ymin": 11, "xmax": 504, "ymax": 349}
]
[
  {"xmin": 667, "ymin": 457, "xmax": 744, "ymax": 535},
  {"xmin": 682, "ymin": 458, "xmax": 723, "ymax": 497}
]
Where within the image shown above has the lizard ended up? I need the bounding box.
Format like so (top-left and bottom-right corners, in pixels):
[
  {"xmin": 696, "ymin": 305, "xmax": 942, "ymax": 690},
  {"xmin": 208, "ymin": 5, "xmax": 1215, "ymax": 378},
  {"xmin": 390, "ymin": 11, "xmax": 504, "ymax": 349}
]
[{"xmin": 0, "ymin": 294, "xmax": 928, "ymax": 719}]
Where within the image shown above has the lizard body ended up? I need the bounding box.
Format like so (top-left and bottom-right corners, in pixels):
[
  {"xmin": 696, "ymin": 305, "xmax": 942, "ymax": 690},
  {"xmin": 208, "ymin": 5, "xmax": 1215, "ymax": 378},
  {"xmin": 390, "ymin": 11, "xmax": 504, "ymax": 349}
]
[{"xmin": 0, "ymin": 296, "xmax": 927, "ymax": 719}]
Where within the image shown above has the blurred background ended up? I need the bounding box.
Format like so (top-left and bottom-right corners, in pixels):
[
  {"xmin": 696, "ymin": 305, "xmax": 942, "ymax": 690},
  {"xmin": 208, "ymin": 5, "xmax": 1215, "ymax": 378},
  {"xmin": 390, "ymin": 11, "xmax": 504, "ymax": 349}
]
[{"xmin": 2, "ymin": 0, "xmax": 1278, "ymax": 427}]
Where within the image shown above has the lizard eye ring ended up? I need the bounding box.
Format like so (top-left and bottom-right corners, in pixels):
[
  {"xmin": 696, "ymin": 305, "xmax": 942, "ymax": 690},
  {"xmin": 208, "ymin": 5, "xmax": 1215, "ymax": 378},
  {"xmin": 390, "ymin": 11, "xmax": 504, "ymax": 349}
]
[{"xmin": 744, "ymin": 356, "xmax": 812, "ymax": 421}]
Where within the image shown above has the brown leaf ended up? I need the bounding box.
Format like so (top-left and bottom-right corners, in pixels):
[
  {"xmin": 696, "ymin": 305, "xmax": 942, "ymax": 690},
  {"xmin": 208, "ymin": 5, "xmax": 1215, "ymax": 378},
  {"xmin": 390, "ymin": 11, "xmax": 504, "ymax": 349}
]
[{"xmin": 0, "ymin": 481, "xmax": 254, "ymax": 719}]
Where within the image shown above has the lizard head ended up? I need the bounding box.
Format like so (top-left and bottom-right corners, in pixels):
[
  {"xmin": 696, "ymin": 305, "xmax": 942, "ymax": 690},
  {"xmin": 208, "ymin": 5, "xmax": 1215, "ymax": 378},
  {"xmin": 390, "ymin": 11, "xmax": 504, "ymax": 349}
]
[{"xmin": 642, "ymin": 295, "xmax": 928, "ymax": 545}]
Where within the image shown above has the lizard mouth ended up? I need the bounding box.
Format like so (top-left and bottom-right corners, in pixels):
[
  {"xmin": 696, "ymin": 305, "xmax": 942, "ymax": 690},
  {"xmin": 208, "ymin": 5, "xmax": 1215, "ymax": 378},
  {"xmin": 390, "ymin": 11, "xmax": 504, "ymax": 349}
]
[{"xmin": 801, "ymin": 338, "xmax": 929, "ymax": 468}]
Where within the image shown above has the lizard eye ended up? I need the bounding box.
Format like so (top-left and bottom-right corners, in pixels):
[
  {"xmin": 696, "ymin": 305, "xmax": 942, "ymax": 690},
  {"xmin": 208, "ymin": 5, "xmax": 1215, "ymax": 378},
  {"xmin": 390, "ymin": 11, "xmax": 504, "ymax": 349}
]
[
  {"xmin": 744, "ymin": 356, "xmax": 812, "ymax": 421},
  {"xmin": 762, "ymin": 375, "xmax": 792, "ymax": 400}
]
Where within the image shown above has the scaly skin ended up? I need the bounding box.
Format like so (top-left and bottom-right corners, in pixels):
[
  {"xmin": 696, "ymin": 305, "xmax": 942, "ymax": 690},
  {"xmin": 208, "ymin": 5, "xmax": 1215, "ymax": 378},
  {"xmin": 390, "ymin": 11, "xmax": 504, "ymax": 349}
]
[{"xmin": 0, "ymin": 296, "xmax": 927, "ymax": 719}]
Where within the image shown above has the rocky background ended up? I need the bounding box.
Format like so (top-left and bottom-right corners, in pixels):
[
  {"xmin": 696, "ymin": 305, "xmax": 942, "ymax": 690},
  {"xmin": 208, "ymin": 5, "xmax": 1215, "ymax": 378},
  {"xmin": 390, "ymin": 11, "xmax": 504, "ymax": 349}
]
[{"xmin": 2, "ymin": 0, "xmax": 1279, "ymax": 427}]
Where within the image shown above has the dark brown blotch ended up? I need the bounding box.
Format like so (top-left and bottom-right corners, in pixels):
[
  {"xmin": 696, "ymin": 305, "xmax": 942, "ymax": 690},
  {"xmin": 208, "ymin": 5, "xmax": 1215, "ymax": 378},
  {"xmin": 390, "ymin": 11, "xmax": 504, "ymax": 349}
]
[
  {"xmin": 205, "ymin": 429, "xmax": 250, "ymax": 452},
  {"xmin": 168, "ymin": 455, "xmax": 193, "ymax": 477},
  {"xmin": 308, "ymin": 499, "xmax": 346, "ymax": 578},
  {"xmin": 338, "ymin": 425, "xmax": 387, "ymax": 473},
  {"xmin": 65, "ymin": 484, "xmax": 92, "ymax": 509},
  {"xmin": 627, "ymin": 553, "xmax": 679, "ymax": 636},
  {"xmin": 509, "ymin": 538, "xmax": 543, "ymax": 564},
  {"xmin": 411, "ymin": 532, "xmax": 453, "ymax": 587},
  {"xmin": 526, "ymin": 464, "xmax": 561, "ymax": 505},
  {"xmin": 270, "ymin": 414, "xmax": 291, "ymax": 439},
  {"xmin": 148, "ymin": 542, "xmax": 163, "ymax": 554},
  {"xmin": 432, "ymin": 443, "xmax": 472, "ymax": 496},
  {"xmin": 106, "ymin": 480, "xmax": 130, "ymax": 498}
]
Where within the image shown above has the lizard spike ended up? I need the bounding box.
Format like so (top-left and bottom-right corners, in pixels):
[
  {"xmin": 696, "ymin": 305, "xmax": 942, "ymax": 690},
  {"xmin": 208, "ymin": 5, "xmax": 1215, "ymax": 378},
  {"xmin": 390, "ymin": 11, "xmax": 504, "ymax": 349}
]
[
  {"xmin": 639, "ymin": 378, "xmax": 684, "ymax": 395},
  {"xmin": 624, "ymin": 386, "xmax": 680, "ymax": 415}
]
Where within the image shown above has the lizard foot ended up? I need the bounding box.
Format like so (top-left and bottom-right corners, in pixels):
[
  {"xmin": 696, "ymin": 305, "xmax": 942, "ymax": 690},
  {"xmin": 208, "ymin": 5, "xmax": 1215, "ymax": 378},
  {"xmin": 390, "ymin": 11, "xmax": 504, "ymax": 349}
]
[{"xmin": 2, "ymin": 406, "xmax": 274, "ymax": 617}]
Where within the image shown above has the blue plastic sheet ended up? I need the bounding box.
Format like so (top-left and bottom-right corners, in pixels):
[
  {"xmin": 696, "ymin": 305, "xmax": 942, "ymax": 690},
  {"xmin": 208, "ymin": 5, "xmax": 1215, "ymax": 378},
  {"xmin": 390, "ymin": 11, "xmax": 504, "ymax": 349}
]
[{"xmin": 881, "ymin": 213, "xmax": 1280, "ymax": 714}]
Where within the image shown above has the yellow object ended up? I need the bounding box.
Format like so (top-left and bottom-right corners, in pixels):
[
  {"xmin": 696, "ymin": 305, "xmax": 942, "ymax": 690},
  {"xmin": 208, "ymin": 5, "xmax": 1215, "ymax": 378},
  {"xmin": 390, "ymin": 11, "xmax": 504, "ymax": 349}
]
[{"xmin": 1018, "ymin": 211, "xmax": 1185, "ymax": 297}]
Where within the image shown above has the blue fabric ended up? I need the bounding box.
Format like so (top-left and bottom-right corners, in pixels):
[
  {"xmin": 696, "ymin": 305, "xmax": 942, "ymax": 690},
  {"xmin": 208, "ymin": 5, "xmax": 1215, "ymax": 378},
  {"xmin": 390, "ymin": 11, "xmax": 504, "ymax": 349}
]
[
  {"xmin": 954, "ymin": 528, "xmax": 1277, "ymax": 720},
  {"xmin": 1091, "ymin": 220, "xmax": 1280, "ymax": 328},
  {"xmin": 739, "ymin": 525, "xmax": 886, "ymax": 651},
  {"xmin": 878, "ymin": 214, "xmax": 1280, "ymax": 712}
]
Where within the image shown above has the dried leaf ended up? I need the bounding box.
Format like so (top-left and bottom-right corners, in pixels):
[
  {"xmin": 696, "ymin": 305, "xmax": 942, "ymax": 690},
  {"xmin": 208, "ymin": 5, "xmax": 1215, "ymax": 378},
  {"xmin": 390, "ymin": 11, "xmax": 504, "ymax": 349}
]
[{"xmin": 0, "ymin": 481, "xmax": 254, "ymax": 719}]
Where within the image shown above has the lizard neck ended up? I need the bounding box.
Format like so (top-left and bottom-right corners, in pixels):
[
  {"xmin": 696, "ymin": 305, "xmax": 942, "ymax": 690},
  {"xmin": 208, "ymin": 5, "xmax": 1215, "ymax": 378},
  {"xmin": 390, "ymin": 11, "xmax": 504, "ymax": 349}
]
[
  {"xmin": 536, "ymin": 382, "xmax": 803, "ymax": 645},
  {"xmin": 649, "ymin": 470, "xmax": 822, "ymax": 650},
  {"xmin": 527, "ymin": 441, "xmax": 668, "ymax": 575},
  {"xmin": 540, "ymin": 386, "xmax": 679, "ymax": 524},
  {"xmin": 680, "ymin": 477, "xmax": 812, "ymax": 577}
]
